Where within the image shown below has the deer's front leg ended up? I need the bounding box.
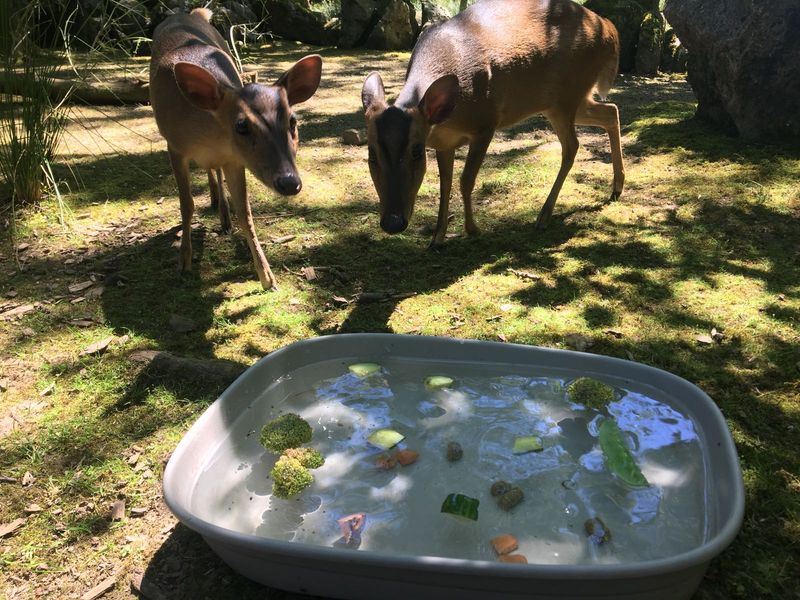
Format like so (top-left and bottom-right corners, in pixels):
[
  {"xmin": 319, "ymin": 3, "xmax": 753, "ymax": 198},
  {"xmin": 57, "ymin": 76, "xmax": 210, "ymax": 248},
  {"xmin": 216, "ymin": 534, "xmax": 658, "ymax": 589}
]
[
  {"xmin": 431, "ymin": 148, "xmax": 455, "ymax": 248},
  {"xmin": 168, "ymin": 146, "xmax": 194, "ymax": 273},
  {"xmin": 222, "ymin": 164, "xmax": 277, "ymax": 290}
]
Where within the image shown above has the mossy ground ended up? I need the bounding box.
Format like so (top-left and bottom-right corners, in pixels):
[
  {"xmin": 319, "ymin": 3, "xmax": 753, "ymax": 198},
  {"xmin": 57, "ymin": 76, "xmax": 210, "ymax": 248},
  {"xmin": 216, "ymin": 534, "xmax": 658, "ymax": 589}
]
[{"xmin": 1, "ymin": 42, "xmax": 799, "ymax": 599}]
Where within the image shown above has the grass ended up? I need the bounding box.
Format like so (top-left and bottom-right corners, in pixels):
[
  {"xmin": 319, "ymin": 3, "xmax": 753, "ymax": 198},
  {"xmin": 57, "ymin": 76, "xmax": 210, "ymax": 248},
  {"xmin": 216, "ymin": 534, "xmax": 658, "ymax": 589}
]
[{"xmin": 1, "ymin": 42, "xmax": 799, "ymax": 599}]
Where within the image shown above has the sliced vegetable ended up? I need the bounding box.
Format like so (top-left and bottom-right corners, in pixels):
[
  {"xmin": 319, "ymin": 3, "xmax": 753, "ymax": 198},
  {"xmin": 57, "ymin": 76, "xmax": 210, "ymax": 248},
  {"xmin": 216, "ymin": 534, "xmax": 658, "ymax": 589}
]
[
  {"xmin": 496, "ymin": 486, "xmax": 524, "ymax": 511},
  {"xmin": 393, "ymin": 449, "xmax": 419, "ymax": 466},
  {"xmin": 598, "ymin": 419, "xmax": 649, "ymax": 487},
  {"xmin": 567, "ymin": 377, "xmax": 615, "ymax": 410},
  {"xmin": 440, "ymin": 493, "xmax": 480, "ymax": 521},
  {"xmin": 348, "ymin": 363, "xmax": 381, "ymax": 377},
  {"xmin": 491, "ymin": 534, "xmax": 519, "ymax": 555},
  {"xmin": 498, "ymin": 554, "xmax": 528, "ymax": 564},
  {"xmin": 367, "ymin": 428, "xmax": 405, "ymax": 450},
  {"xmin": 512, "ymin": 436, "xmax": 543, "ymax": 454},
  {"xmin": 425, "ymin": 375, "xmax": 454, "ymax": 389}
]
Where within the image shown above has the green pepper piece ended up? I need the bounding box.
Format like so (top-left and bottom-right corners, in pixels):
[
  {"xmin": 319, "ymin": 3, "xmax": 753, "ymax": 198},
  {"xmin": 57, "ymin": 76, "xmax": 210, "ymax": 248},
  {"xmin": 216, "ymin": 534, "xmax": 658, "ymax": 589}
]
[
  {"xmin": 598, "ymin": 419, "xmax": 649, "ymax": 487},
  {"xmin": 440, "ymin": 493, "xmax": 480, "ymax": 521}
]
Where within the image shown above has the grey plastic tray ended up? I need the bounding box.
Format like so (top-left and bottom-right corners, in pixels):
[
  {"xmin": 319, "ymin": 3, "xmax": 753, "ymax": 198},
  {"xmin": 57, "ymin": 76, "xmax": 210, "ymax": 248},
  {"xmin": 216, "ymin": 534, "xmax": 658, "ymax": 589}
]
[{"xmin": 163, "ymin": 334, "xmax": 744, "ymax": 600}]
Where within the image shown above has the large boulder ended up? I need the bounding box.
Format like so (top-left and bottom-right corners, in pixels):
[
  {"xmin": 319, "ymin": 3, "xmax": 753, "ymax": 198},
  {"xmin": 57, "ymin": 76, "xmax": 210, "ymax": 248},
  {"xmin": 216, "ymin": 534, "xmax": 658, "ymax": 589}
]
[
  {"xmin": 339, "ymin": 0, "xmax": 386, "ymax": 48},
  {"xmin": 365, "ymin": 0, "xmax": 418, "ymax": 50},
  {"xmin": 659, "ymin": 28, "xmax": 687, "ymax": 73},
  {"xmin": 421, "ymin": 0, "xmax": 452, "ymax": 30},
  {"xmin": 584, "ymin": 0, "xmax": 647, "ymax": 72},
  {"xmin": 634, "ymin": 11, "xmax": 665, "ymax": 75},
  {"xmin": 259, "ymin": 0, "xmax": 338, "ymax": 45},
  {"xmin": 665, "ymin": 0, "xmax": 800, "ymax": 138}
]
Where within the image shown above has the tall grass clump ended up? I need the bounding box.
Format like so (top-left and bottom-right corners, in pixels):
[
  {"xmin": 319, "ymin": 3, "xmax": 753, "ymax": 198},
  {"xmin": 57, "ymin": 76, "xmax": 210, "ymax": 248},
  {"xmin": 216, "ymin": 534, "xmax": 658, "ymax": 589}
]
[{"xmin": 0, "ymin": 1, "xmax": 68, "ymax": 209}]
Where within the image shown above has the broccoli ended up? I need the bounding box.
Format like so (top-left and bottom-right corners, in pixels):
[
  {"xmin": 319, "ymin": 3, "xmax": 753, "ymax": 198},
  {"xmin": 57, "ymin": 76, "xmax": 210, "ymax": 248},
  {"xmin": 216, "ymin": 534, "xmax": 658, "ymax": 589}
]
[
  {"xmin": 283, "ymin": 447, "xmax": 325, "ymax": 469},
  {"xmin": 567, "ymin": 377, "xmax": 615, "ymax": 410},
  {"xmin": 270, "ymin": 455, "xmax": 313, "ymax": 498},
  {"xmin": 260, "ymin": 413, "xmax": 312, "ymax": 453}
]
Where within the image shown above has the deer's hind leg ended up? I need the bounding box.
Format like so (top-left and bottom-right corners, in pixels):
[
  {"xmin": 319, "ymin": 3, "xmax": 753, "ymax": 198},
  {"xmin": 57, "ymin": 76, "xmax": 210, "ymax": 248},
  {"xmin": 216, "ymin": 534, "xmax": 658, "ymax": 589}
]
[
  {"xmin": 575, "ymin": 98, "xmax": 625, "ymax": 200},
  {"xmin": 207, "ymin": 168, "xmax": 232, "ymax": 233}
]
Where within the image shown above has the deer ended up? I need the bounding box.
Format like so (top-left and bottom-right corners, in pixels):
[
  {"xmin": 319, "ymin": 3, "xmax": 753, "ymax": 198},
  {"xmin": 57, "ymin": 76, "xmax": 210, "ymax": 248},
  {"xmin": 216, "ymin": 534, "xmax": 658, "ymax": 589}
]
[
  {"xmin": 361, "ymin": 0, "xmax": 624, "ymax": 246},
  {"xmin": 149, "ymin": 8, "xmax": 322, "ymax": 290}
]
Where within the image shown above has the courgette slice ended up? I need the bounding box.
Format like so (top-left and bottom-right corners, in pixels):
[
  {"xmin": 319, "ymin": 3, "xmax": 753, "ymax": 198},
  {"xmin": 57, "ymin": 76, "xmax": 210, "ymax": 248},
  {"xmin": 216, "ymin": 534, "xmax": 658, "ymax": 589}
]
[
  {"xmin": 349, "ymin": 363, "xmax": 381, "ymax": 377},
  {"xmin": 367, "ymin": 428, "xmax": 404, "ymax": 450},
  {"xmin": 440, "ymin": 493, "xmax": 480, "ymax": 521},
  {"xmin": 598, "ymin": 419, "xmax": 649, "ymax": 487},
  {"xmin": 512, "ymin": 436, "xmax": 543, "ymax": 454}
]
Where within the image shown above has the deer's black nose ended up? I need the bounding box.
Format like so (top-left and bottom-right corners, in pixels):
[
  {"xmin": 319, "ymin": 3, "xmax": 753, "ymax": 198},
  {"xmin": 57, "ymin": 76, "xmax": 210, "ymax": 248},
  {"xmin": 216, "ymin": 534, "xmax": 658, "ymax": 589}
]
[
  {"xmin": 380, "ymin": 213, "xmax": 407, "ymax": 234},
  {"xmin": 274, "ymin": 174, "xmax": 302, "ymax": 196}
]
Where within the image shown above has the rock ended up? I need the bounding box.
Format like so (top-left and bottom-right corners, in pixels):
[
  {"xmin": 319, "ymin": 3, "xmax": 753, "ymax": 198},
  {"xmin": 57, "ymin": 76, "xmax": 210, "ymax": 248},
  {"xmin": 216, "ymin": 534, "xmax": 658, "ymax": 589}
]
[
  {"xmin": 421, "ymin": 0, "xmax": 452, "ymax": 30},
  {"xmin": 664, "ymin": 0, "xmax": 800, "ymax": 139},
  {"xmin": 660, "ymin": 28, "xmax": 688, "ymax": 73},
  {"xmin": 366, "ymin": 0, "xmax": 418, "ymax": 50},
  {"xmin": 259, "ymin": 0, "xmax": 338, "ymax": 45},
  {"xmin": 584, "ymin": 0, "xmax": 647, "ymax": 72},
  {"xmin": 128, "ymin": 350, "xmax": 246, "ymax": 388},
  {"xmin": 342, "ymin": 129, "xmax": 365, "ymax": 145},
  {"xmin": 634, "ymin": 11, "xmax": 665, "ymax": 75},
  {"xmin": 339, "ymin": 0, "xmax": 384, "ymax": 48}
]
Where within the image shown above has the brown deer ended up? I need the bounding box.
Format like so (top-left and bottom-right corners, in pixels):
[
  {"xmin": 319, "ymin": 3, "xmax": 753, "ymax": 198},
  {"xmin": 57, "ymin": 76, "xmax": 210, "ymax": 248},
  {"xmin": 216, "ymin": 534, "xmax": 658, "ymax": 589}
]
[
  {"xmin": 150, "ymin": 8, "xmax": 322, "ymax": 289},
  {"xmin": 361, "ymin": 0, "xmax": 624, "ymax": 246}
]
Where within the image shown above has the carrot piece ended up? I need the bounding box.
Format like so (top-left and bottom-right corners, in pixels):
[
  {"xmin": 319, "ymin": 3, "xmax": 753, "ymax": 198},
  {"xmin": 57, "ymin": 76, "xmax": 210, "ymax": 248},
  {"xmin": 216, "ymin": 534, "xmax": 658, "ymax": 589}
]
[
  {"xmin": 491, "ymin": 534, "xmax": 519, "ymax": 555},
  {"xmin": 498, "ymin": 554, "xmax": 528, "ymax": 564},
  {"xmin": 393, "ymin": 449, "xmax": 419, "ymax": 466}
]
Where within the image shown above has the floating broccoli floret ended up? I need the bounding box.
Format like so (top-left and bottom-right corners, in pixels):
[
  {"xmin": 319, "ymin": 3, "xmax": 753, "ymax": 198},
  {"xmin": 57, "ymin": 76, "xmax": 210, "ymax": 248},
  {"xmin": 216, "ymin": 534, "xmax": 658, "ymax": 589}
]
[
  {"xmin": 260, "ymin": 413, "xmax": 312, "ymax": 453},
  {"xmin": 567, "ymin": 377, "xmax": 616, "ymax": 410},
  {"xmin": 283, "ymin": 447, "xmax": 325, "ymax": 469},
  {"xmin": 270, "ymin": 455, "xmax": 313, "ymax": 498}
]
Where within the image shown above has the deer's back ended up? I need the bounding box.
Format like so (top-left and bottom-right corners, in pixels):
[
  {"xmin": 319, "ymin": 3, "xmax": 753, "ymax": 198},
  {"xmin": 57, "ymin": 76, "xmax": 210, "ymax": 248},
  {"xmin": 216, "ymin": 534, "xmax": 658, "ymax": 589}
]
[
  {"xmin": 405, "ymin": 0, "xmax": 619, "ymax": 142},
  {"xmin": 149, "ymin": 11, "xmax": 242, "ymax": 165}
]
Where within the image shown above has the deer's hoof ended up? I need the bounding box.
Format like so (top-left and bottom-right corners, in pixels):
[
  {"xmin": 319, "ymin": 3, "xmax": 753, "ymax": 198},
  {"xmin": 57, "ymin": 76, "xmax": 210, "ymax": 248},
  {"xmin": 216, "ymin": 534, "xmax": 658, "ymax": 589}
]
[{"xmin": 609, "ymin": 190, "xmax": 621, "ymax": 201}]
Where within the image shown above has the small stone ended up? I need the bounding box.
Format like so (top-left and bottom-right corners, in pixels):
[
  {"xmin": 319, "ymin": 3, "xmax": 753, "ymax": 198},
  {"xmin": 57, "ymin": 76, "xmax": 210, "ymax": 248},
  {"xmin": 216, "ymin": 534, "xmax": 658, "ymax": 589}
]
[
  {"xmin": 446, "ymin": 441, "xmax": 463, "ymax": 462},
  {"xmin": 490, "ymin": 480, "xmax": 513, "ymax": 497},
  {"xmin": 130, "ymin": 507, "xmax": 148, "ymax": 517},
  {"xmin": 24, "ymin": 504, "xmax": 44, "ymax": 514},
  {"xmin": 110, "ymin": 499, "xmax": 125, "ymax": 521},
  {"xmin": 496, "ymin": 487, "xmax": 524, "ymax": 511},
  {"xmin": 696, "ymin": 334, "xmax": 714, "ymax": 345},
  {"xmin": 342, "ymin": 129, "xmax": 365, "ymax": 145},
  {"xmin": 22, "ymin": 471, "xmax": 35, "ymax": 486}
]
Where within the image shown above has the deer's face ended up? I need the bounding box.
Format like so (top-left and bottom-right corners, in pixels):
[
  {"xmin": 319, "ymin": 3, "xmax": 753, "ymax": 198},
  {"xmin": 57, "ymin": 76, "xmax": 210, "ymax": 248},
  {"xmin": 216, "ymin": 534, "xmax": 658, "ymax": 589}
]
[
  {"xmin": 173, "ymin": 55, "xmax": 322, "ymax": 196},
  {"xmin": 361, "ymin": 73, "xmax": 459, "ymax": 235},
  {"xmin": 364, "ymin": 104, "xmax": 431, "ymax": 233}
]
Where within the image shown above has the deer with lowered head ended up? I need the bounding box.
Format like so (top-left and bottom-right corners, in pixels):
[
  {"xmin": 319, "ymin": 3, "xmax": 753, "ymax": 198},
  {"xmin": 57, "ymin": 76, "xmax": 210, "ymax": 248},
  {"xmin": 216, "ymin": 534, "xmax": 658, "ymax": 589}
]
[
  {"xmin": 361, "ymin": 0, "xmax": 624, "ymax": 246},
  {"xmin": 150, "ymin": 8, "xmax": 322, "ymax": 290}
]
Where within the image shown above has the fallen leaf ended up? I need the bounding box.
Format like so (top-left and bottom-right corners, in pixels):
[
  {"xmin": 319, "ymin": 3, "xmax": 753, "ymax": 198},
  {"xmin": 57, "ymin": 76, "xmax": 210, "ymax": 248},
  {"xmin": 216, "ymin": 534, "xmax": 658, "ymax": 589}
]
[
  {"xmin": 68, "ymin": 281, "xmax": 94, "ymax": 294},
  {"xmin": 499, "ymin": 303, "xmax": 514, "ymax": 312},
  {"xmin": 127, "ymin": 452, "xmax": 141, "ymax": 467},
  {"xmin": 331, "ymin": 295, "xmax": 349, "ymax": 307},
  {"xmin": 16, "ymin": 243, "xmax": 30, "ymax": 252},
  {"xmin": 0, "ymin": 518, "xmax": 26, "ymax": 538},
  {"xmin": 498, "ymin": 333, "xmax": 508, "ymax": 342},
  {"xmin": 110, "ymin": 499, "xmax": 125, "ymax": 521},
  {"xmin": 39, "ymin": 383, "xmax": 55, "ymax": 396},
  {"xmin": 507, "ymin": 268, "xmax": 541, "ymax": 281},
  {"xmin": 604, "ymin": 328, "xmax": 624, "ymax": 338},
  {"xmin": 81, "ymin": 576, "xmax": 116, "ymax": 600},
  {"xmin": 130, "ymin": 507, "xmax": 148, "ymax": 518},
  {"xmin": 22, "ymin": 471, "xmax": 35, "ymax": 486},
  {"xmin": 302, "ymin": 266, "xmax": 317, "ymax": 281},
  {"xmin": 696, "ymin": 334, "xmax": 714, "ymax": 345},
  {"xmin": 711, "ymin": 328, "xmax": 725, "ymax": 342},
  {"xmin": 24, "ymin": 503, "xmax": 43, "ymax": 514},
  {"xmin": 79, "ymin": 336, "xmax": 114, "ymax": 357}
]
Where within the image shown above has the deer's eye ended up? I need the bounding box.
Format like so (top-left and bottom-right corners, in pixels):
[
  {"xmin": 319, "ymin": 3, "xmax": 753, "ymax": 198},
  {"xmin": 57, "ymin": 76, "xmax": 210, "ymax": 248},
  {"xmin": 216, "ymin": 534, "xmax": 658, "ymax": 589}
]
[
  {"xmin": 368, "ymin": 146, "xmax": 378, "ymax": 164},
  {"xmin": 411, "ymin": 143, "xmax": 425, "ymax": 161},
  {"xmin": 235, "ymin": 118, "xmax": 249, "ymax": 135}
]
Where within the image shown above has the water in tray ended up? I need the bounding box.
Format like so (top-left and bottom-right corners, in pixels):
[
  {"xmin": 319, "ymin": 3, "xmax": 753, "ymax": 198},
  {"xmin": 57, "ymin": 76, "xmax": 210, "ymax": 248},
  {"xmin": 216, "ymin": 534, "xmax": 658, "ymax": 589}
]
[{"xmin": 192, "ymin": 357, "xmax": 707, "ymax": 565}]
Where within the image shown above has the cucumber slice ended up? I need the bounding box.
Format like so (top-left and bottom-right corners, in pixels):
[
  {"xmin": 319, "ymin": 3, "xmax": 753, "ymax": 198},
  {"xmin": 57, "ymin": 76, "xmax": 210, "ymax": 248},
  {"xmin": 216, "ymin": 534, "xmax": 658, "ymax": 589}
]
[
  {"xmin": 598, "ymin": 419, "xmax": 649, "ymax": 487},
  {"xmin": 425, "ymin": 375, "xmax": 454, "ymax": 389},
  {"xmin": 512, "ymin": 436, "xmax": 543, "ymax": 454},
  {"xmin": 367, "ymin": 428, "xmax": 404, "ymax": 450},
  {"xmin": 440, "ymin": 493, "xmax": 479, "ymax": 521},
  {"xmin": 349, "ymin": 363, "xmax": 381, "ymax": 377}
]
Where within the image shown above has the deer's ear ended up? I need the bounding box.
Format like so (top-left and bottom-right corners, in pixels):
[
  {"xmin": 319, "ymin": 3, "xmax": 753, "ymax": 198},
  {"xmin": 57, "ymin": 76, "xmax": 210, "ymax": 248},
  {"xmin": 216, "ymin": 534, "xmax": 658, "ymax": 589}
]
[
  {"xmin": 419, "ymin": 74, "xmax": 459, "ymax": 124},
  {"xmin": 276, "ymin": 54, "xmax": 322, "ymax": 105},
  {"xmin": 361, "ymin": 72, "xmax": 386, "ymax": 111},
  {"xmin": 174, "ymin": 62, "xmax": 223, "ymax": 111}
]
